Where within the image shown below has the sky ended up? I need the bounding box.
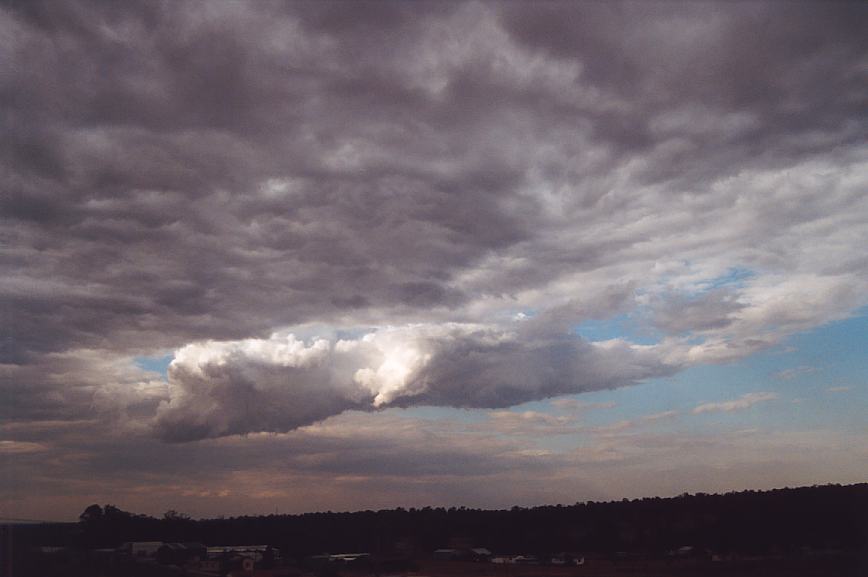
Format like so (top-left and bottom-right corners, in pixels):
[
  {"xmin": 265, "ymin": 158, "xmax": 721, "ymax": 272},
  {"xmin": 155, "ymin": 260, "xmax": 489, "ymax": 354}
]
[{"xmin": 2, "ymin": 0, "xmax": 867, "ymax": 522}]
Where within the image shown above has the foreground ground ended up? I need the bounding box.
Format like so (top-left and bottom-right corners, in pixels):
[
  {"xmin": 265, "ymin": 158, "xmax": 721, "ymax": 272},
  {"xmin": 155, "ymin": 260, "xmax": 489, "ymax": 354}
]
[
  {"xmin": 391, "ymin": 556, "xmax": 867, "ymax": 577},
  {"xmin": 11, "ymin": 553, "xmax": 868, "ymax": 577}
]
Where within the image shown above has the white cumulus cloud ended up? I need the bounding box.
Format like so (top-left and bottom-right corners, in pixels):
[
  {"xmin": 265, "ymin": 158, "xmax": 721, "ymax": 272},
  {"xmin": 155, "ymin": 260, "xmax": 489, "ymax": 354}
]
[{"xmin": 154, "ymin": 322, "xmax": 676, "ymax": 441}]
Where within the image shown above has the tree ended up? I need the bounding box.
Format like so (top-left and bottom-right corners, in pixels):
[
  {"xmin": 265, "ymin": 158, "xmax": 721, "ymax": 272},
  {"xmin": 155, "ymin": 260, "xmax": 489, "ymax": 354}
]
[
  {"xmin": 163, "ymin": 509, "xmax": 191, "ymax": 521},
  {"xmin": 79, "ymin": 504, "xmax": 104, "ymax": 523},
  {"xmin": 104, "ymin": 504, "xmax": 133, "ymax": 521}
]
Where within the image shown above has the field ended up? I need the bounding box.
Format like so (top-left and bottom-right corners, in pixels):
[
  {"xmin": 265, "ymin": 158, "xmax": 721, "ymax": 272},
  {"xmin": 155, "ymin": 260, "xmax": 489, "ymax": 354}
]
[{"xmin": 391, "ymin": 556, "xmax": 868, "ymax": 577}]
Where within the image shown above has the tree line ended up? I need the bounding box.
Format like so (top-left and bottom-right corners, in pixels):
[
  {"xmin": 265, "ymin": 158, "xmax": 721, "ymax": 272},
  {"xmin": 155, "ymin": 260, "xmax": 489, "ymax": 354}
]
[{"xmin": 7, "ymin": 483, "xmax": 867, "ymax": 558}]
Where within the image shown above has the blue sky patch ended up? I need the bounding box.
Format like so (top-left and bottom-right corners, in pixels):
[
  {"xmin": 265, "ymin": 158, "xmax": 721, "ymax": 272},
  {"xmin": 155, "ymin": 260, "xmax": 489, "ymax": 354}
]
[{"xmin": 134, "ymin": 354, "xmax": 174, "ymax": 378}]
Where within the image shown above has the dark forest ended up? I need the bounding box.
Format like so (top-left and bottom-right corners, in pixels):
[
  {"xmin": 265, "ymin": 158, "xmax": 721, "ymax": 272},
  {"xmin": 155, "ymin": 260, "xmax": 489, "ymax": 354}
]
[{"xmin": 6, "ymin": 483, "xmax": 867, "ymax": 557}]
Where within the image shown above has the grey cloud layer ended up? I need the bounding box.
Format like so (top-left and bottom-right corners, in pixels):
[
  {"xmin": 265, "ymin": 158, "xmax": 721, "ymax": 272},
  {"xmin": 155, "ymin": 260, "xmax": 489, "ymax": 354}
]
[
  {"xmin": 3, "ymin": 1, "xmax": 868, "ymax": 435},
  {"xmin": 4, "ymin": 409, "xmax": 867, "ymax": 520}
]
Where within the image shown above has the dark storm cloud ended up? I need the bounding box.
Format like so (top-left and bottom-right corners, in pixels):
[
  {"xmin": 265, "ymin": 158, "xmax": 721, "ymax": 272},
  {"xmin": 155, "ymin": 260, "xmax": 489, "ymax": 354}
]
[
  {"xmin": 2, "ymin": 0, "xmax": 868, "ymax": 438},
  {"xmin": 2, "ymin": 1, "xmax": 538, "ymax": 363},
  {"xmin": 501, "ymin": 2, "xmax": 867, "ymax": 163}
]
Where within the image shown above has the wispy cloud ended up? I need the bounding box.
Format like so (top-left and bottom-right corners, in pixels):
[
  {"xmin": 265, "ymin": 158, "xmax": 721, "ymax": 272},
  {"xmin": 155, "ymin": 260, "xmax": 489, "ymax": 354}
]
[
  {"xmin": 587, "ymin": 410, "xmax": 680, "ymax": 436},
  {"xmin": 827, "ymin": 386, "xmax": 852, "ymax": 393},
  {"xmin": 0, "ymin": 440, "xmax": 49, "ymax": 455},
  {"xmin": 772, "ymin": 366, "xmax": 818, "ymax": 381},
  {"xmin": 643, "ymin": 410, "xmax": 680, "ymax": 422},
  {"xmin": 549, "ymin": 399, "xmax": 617, "ymax": 411},
  {"xmin": 486, "ymin": 410, "xmax": 577, "ymax": 436},
  {"xmin": 692, "ymin": 392, "xmax": 778, "ymax": 414}
]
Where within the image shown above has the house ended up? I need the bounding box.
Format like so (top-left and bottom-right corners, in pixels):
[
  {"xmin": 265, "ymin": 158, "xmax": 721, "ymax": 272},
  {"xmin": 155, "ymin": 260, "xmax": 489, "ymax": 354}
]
[
  {"xmin": 331, "ymin": 553, "xmax": 370, "ymax": 564},
  {"xmin": 157, "ymin": 542, "xmax": 207, "ymax": 565},
  {"xmin": 197, "ymin": 558, "xmax": 221, "ymax": 573},
  {"xmin": 551, "ymin": 552, "xmax": 585, "ymax": 566},
  {"xmin": 668, "ymin": 546, "xmax": 711, "ymax": 560},
  {"xmin": 433, "ymin": 548, "xmax": 460, "ymax": 561},
  {"xmin": 225, "ymin": 554, "xmax": 255, "ymax": 575},
  {"xmin": 511, "ymin": 555, "xmax": 540, "ymax": 565},
  {"xmin": 305, "ymin": 552, "xmax": 371, "ymax": 570},
  {"xmin": 208, "ymin": 545, "xmax": 271, "ymax": 562},
  {"xmin": 120, "ymin": 541, "xmax": 163, "ymax": 559}
]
